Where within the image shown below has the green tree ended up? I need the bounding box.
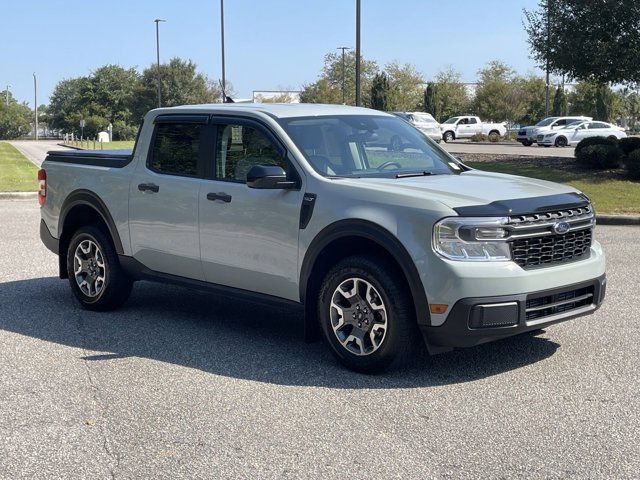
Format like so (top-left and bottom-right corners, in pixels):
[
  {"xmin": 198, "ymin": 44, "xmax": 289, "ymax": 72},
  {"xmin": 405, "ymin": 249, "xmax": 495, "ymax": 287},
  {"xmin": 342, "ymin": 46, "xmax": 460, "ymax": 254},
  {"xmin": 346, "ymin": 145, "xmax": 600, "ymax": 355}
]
[
  {"xmin": 568, "ymin": 81, "xmax": 616, "ymax": 121},
  {"xmin": 517, "ymin": 74, "xmax": 547, "ymax": 124},
  {"xmin": 474, "ymin": 61, "xmax": 522, "ymax": 123},
  {"xmin": 370, "ymin": 72, "xmax": 391, "ymax": 111},
  {"xmin": 424, "ymin": 83, "xmax": 439, "ymax": 120},
  {"xmin": 385, "ymin": 61, "xmax": 424, "ymax": 111},
  {"xmin": 299, "ymin": 51, "xmax": 378, "ymax": 105},
  {"xmin": 426, "ymin": 67, "xmax": 470, "ymax": 122},
  {"xmin": 552, "ymin": 84, "xmax": 568, "ymax": 116},
  {"xmin": 0, "ymin": 96, "xmax": 32, "ymax": 139},
  {"xmin": 524, "ymin": 0, "xmax": 640, "ymax": 85},
  {"xmin": 132, "ymin": 58, "xmax": 216, "ymax": 121}
]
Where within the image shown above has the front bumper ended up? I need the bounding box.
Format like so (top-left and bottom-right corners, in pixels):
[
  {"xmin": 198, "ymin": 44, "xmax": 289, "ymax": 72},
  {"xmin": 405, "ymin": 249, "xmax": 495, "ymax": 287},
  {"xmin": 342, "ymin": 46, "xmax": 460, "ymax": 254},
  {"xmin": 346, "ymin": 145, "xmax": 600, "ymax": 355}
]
[{"xmin": 421, "ymin": 274, "xmax": 606, "ymax": 350}]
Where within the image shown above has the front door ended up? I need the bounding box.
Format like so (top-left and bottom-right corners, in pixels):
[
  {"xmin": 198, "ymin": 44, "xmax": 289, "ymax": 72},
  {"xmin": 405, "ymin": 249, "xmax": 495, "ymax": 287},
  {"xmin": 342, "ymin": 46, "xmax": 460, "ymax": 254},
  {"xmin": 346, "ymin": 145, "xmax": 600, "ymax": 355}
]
[
  {"xmin": 198, "ymin": 119, "xmax": 304, "ymax": 301},
  {"xmin": 128, "ymin": 115, "xmax": 210, "ymax": 280}
]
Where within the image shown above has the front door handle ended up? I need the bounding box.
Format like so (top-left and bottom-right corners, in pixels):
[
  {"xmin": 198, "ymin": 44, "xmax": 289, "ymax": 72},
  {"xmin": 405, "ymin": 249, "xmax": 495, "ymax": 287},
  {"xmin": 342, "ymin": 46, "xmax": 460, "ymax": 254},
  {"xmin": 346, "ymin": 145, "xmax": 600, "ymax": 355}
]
[
  {"xmin": 138, "ymin": 183, "xmax": 159, "ymax": 193},
  {"xmin": 207, "ymin": 192, "xmax": 232, "ymax": 203}
]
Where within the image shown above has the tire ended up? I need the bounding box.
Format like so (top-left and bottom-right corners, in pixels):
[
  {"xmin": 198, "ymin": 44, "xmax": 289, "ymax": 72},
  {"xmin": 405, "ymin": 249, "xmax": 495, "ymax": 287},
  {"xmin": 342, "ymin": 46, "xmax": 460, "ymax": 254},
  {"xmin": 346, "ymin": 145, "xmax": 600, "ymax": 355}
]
[
  {"xmin": 443, "ymin": 131, "xmax": 454, "ymax": 143},
  {"xmin": 488, "ymin": 130, "xmax": 500, "ymax": 141},
  {"xmin": 66, "ymin": 225, "xmax": 132, "ymax": 311},
  {"xmin": 521, "ymin": 140, "xmax": 533, "ymax": 146},
  {"xmin": 608, "ymin": 135, "xmax": 617, "ymax": 141},
  {"xmin": 317, "ymin": 255, "xmax": 419, "ymax": 373},
  {"xmin": 555, "ymin": 136, "xmax": 568, "ymax": 147}
]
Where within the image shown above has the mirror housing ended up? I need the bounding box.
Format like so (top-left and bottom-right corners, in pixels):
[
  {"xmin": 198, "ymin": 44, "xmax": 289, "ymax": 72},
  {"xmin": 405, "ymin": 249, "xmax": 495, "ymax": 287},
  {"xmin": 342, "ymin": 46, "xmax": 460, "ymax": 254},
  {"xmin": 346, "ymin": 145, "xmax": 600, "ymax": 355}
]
[{"xmin": 246, "ymin": 165, "xmax": 297, "ymax": 189}]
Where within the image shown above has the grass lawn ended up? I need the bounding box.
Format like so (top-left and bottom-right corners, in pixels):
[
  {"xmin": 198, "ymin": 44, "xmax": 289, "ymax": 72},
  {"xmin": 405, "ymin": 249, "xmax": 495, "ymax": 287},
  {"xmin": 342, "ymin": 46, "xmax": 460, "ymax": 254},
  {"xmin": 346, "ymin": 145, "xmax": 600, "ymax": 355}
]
[
  {"xmin": 62, "ymin": 140, "xmax": 135, "ymax": 150},
  {"xmin": 467, "ymin": 159, "xmax": 640, "ymax": 215},
  {"xmin": 0, "ymin": 142, "xmax": 38, "ymax": 192}
]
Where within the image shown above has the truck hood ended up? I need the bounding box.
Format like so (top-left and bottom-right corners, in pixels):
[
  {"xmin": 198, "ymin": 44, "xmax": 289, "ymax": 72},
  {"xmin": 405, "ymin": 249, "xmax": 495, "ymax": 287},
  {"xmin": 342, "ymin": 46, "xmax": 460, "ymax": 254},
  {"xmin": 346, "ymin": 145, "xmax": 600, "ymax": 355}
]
[{"xmin": 335, "ymin": 170, "xmax": 580, "ymax": 212}]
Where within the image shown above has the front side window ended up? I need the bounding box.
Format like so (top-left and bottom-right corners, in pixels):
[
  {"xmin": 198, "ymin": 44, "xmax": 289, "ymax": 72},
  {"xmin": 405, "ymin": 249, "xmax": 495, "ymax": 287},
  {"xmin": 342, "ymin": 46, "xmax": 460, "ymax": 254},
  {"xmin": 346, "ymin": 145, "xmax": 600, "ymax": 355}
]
[
  {"xmin": 149, "ymin": 123, "xmax": 203, "ymax": 176},
  {"xmin": 215, "ymin": 124, "xmax": 286, "ymax": 182},
  {"xmin": 279, "ymin": 115, "xmax": 456, "ymax": 178}
]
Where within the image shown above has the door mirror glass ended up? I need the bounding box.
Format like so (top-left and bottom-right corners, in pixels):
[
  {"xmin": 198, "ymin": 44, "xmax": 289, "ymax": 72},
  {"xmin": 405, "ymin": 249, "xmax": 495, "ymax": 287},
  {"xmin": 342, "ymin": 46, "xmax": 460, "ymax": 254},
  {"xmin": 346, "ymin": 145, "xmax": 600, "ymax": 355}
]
[{"xmin": 246, "ymin": 165, "xmax": 295, "ymax": 189}]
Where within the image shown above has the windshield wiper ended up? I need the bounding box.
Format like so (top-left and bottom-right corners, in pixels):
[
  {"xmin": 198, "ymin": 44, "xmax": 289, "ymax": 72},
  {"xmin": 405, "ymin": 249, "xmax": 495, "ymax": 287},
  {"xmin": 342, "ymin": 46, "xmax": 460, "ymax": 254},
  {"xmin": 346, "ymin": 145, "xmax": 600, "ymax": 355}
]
[{"xmin": 395, "ymin": 171, "xmax": 436, "ymax": 178}]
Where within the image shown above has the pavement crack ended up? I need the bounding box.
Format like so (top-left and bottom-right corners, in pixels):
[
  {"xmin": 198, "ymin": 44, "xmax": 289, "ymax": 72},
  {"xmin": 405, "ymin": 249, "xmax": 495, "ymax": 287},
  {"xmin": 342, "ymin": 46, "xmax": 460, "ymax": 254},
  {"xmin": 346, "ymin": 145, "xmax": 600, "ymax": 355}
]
[{"xmin": 74, "ymin": 310, "xmax": 121, "ymax": 479}]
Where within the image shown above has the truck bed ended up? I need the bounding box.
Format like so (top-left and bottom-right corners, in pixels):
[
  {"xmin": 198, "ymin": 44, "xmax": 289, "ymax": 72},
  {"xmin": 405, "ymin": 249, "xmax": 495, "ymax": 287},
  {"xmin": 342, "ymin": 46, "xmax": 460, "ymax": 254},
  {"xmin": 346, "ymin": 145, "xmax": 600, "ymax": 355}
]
[{"xmin": 45, "ymin": 149, "xmax": 134, "ymax": 168}]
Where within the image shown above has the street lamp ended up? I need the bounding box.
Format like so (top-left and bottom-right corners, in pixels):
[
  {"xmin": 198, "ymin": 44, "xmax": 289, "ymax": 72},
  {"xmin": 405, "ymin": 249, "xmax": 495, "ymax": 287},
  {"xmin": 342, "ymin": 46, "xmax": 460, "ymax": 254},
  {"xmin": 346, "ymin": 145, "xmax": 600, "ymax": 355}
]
[
  {"xmin": 355, "ymin": 0, "xmax": 361, "ymax": 106},
  {"xmin": 154, "ymin": 18, "xmax": 166, "ymax": 108},
  {"xmin": 337, "ymin": 47, "xmax": 351, "ymax": 104},
  {"xmin": 33, "ymin": 73, "xmax": 38, "ymax": 141},
  {"xmin": 220, "ymin": 0, "xmax": 227, "ymax": 102},
  {"xmin": 5, "ymin": 84, "xmax": 10, "ymax": 106}
]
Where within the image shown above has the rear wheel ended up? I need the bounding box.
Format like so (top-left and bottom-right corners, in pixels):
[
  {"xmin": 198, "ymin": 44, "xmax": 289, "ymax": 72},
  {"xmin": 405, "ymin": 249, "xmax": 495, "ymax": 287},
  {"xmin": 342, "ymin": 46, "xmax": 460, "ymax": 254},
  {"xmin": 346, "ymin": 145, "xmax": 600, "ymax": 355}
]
[
  {"xmin": 555, "ymin": 136, "xmax": 568, "ymax": 147},
  {"xmin": 443, "ymin": 131, "xmax": 455, "ymax": 143},
  {"xmin": 66, "ymin": 225, "xmax": 132, "ymax": 311},
  {"xmin": 318, "ymin": 256, "xmax": 419, "ymax": 373},
  {"xmin": 488, "ymin": 130, "xmax": 500, "ymax": 141}
]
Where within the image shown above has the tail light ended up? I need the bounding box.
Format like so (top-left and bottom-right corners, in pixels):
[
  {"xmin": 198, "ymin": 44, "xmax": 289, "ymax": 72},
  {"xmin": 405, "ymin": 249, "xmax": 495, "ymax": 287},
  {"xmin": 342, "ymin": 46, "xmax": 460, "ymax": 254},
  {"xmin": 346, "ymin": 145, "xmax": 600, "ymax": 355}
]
[{"xmin": 37, "ymin": 169, "xmax": 46, "ymax": 206}]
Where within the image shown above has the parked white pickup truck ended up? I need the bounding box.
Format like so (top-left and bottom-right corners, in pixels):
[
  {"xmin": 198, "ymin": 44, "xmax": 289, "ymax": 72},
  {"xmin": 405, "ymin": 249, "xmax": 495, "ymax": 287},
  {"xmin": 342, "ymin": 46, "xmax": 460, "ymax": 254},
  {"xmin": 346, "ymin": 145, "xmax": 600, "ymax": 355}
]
[{"xmin": 440, "ymin": 116, "xmax": 507, "ymax": 142}]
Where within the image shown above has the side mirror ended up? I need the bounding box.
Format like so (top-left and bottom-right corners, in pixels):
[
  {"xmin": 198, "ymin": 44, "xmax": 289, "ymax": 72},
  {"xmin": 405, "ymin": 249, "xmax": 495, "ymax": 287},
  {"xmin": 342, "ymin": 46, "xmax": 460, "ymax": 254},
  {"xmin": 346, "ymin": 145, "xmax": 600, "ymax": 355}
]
[{"xmin": 246, "ymin": 165, "xmax": 297, "ymax": 189}]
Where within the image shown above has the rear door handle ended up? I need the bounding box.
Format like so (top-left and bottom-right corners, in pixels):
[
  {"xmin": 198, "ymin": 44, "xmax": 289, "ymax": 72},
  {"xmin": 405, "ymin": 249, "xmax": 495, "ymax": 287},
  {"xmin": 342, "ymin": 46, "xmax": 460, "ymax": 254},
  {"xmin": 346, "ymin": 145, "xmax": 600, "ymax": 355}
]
[
  {"xmin": 207, "ymin": 192, "xmax": 232, "ymax": 203},
  {"xmin": 138, "ymin": 183, "xmax": 159, "ymax": 193}
]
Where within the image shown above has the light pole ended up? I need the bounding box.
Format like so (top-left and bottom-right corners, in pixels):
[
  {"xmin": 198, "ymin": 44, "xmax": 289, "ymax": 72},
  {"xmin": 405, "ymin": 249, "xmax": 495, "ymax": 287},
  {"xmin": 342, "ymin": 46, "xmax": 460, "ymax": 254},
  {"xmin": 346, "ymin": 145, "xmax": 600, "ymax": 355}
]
[
  {"xmin": 544, "ymin": 0, "xmax": 551, "ymax": 117},
  {"xmin": 33, "ymin": 73, "xmax": 38, "ymax": 141},
  {"xmin": 220, "ymin": 0, "xmax": 227, "ymax": 102},
  {"xmin": 355, "ymin": 0, "xmax": 361, "ymax": 106},
  {"xmin": 5, "ymin": 84, "xmax": 10, "ymax": 106},
  {"xmin": 337, "ymin": 47, "xmax": 350, "ymax": 104},
  {"xmin": 154, "ymin": 19, "xmax": 166, "ymax": 108}
]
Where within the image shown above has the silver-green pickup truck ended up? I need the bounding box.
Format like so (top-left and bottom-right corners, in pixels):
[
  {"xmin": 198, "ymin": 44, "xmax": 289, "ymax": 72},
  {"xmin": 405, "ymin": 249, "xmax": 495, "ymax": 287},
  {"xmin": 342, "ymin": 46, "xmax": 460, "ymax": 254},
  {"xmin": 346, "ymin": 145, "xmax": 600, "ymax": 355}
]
[{"xmin": 38, "ymin": 103, "xmax": 606, "ymax": 372}]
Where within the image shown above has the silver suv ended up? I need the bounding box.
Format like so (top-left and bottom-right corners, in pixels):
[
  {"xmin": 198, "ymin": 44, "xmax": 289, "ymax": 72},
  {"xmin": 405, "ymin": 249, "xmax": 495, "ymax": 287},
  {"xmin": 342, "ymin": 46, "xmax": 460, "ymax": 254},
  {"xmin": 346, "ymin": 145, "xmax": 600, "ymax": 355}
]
[{"xmin": 39, "ymin": 104, "xmax": 606, "ymax": 372}]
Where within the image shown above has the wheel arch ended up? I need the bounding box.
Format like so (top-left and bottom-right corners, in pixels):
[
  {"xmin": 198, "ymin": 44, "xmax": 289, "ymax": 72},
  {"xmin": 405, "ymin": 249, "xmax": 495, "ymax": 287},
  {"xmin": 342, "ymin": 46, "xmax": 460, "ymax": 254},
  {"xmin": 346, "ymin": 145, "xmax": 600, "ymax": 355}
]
[
  {"xmin": 58, "ymin": 190, "xmax": 124, "ymax": 278},
  {"xmin": 300, "ymin": 219, "xmax": 430, "ymax": 341}
]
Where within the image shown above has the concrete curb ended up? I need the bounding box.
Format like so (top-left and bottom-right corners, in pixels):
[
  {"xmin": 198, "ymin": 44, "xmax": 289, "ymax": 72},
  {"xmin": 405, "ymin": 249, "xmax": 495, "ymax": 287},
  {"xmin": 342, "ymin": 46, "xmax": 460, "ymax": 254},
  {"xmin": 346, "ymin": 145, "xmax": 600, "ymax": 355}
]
[
  {"xmin": 0, "ymin": 192, "xmax": 37, "ymax": 199},
  {"xmin": 596, "ymin": 215, "xmax": 640, "ymax": 226}
]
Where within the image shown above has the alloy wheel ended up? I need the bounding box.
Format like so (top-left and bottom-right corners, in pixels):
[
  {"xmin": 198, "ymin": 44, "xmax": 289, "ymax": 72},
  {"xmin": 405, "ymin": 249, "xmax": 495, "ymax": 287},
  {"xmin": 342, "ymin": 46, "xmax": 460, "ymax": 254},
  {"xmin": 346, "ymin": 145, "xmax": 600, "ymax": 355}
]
[
  {"xmin": 73, "ymin": 239, "xmax": 106, "ymax": 297},
  {"xmin": 329, "ymin": 277, "xmax": 388, "ymax": 356}
]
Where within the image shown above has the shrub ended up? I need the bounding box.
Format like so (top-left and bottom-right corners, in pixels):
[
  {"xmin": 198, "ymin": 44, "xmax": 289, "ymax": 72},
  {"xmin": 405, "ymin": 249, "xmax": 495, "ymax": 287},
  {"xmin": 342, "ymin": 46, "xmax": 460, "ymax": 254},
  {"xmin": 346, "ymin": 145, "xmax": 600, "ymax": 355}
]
[
  {"xmin": 575, "ymin": 135, "xmax": 618, "ymax": 157},
  {"xmin": 470, "ymin": 133, "xmax": 488, "ymax": 142},
  {"xmin": 575, "ymin": 144, "xmax": 622, "ymax": 169},
  {"xmin": 624, "ymin": 149, "xmax": 640, "ymax": 179},
  {"xmin": 618, "ymin": 136, "xmax": 640, "ymax": 157}
]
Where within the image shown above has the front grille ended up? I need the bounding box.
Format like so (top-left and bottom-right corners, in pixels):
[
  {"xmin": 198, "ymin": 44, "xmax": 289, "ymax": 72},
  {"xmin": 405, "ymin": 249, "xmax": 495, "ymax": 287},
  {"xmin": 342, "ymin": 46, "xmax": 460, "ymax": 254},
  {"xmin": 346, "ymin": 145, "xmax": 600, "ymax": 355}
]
[
  {"xmin": 537, "ymin": 134, "xmax": 544, "ymax": 142},
  {"xmin": 526, "ymin": 286, "xmax": 594, "ymax": 321},
  {"xmin": 512, "ymin": 229, "xmax": 592, "ymax": 268},
  {"xmin": 518, "ymin": 129, "xmax": 526, "ymax": 136},
  {"xmin": 507, "ymin": 205, "xmax": 594, "ymax": 269}
]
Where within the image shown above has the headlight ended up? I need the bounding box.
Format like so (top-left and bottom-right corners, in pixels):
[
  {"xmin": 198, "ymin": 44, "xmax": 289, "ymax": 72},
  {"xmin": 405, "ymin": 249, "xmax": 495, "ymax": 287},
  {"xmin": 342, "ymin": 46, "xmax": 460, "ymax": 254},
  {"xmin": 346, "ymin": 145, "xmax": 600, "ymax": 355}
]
[
  {"xmin": 433, "ymin": 217, "xmax": 511, "ymax": 261},
  {"xmin": 544, "ymin": 133, "xmax": 555, "ymax": 138}
]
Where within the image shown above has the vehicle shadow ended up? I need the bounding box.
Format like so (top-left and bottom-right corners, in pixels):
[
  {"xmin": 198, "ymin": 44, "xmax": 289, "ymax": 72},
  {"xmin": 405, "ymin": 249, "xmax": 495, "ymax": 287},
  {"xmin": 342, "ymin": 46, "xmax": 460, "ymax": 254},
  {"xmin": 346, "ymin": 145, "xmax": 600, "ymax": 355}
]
[{"xmin": 0, "ymin": 277, "xmax": 560, "ymax": 389}]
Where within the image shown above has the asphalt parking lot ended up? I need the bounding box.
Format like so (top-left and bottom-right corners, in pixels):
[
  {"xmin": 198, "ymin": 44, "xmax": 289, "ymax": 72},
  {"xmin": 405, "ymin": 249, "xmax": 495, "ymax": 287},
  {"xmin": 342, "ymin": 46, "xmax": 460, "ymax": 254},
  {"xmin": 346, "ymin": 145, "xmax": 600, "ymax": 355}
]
[{"xmin": 1, "ymin": 198, "xmax": 638, "ymax": 479}]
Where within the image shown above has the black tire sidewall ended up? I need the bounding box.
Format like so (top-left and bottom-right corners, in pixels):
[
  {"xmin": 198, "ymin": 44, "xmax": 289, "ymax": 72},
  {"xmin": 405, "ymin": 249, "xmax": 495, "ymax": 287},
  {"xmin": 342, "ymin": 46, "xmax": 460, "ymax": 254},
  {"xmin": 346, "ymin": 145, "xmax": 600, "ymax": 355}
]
[{"xmin": 318, "ymin": 257, "xmax": 414, "ymax": 372}]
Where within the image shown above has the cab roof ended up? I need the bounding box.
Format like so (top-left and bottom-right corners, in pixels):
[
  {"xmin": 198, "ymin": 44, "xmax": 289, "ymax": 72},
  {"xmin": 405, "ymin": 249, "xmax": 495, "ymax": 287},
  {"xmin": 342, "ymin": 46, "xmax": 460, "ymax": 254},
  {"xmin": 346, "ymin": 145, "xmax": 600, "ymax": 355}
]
[{"xmin": 151, "ymin": 102, "xmax": 392, "ymax": 119}]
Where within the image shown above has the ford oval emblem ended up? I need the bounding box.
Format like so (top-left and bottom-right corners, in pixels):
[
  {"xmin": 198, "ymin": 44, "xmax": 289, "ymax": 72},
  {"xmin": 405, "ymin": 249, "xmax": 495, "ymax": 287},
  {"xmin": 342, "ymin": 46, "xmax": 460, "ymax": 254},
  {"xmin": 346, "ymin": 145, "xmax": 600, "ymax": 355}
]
[{"xmin": 554, "ymin": 221, "xmax": 570, "ymax": 235}]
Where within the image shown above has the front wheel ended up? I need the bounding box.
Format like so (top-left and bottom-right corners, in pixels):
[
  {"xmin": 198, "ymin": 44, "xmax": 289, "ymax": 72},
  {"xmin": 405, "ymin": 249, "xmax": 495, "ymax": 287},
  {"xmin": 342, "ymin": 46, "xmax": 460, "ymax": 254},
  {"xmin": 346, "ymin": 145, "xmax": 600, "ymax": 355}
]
[
  {"xmin": 443, "ymin": 131, "xmax": 454, "ymax": 143},
  {"xmin": 66, "ymin": 225, "xmax": 132, "ymax": 311},
  {"xmin": 318, "ymin": 256, "xmax": 419, "ymax": 373},
  {"xmin": 555, "ymin": 136, "xmax": 568, "ymax": 147},
  {"xmin": 521, "ymin": 140, "xmax": 533, "ymax": 146}
]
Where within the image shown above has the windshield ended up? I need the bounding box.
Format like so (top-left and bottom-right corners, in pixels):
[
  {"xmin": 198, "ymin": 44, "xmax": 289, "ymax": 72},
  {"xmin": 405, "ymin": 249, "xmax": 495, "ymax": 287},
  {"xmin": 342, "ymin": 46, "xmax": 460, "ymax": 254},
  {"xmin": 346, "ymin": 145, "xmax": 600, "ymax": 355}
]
[
  {"xmin": 442, "ymin": 117, "xmax": 459, "ymax": 124},
  {"xmin": 279, "ymin": 115, "xmax": 457, "ymax": 178},
  {"xmin": 535, "ymin": 117, "xmax": 558, "ymax": 127}
]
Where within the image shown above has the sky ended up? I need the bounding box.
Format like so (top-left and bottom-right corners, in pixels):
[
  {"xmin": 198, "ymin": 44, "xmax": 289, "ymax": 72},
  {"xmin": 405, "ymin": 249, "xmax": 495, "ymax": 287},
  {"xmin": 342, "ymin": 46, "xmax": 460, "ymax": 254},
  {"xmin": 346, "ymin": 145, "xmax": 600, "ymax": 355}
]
[{"xmin": 1, "ymin": 0, "xmax": 543, "ymax": 106}]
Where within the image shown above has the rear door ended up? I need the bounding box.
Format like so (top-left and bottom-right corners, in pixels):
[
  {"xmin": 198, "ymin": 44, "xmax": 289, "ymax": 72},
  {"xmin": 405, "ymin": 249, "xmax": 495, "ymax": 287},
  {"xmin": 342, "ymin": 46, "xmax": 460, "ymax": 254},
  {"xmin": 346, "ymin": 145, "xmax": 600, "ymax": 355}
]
[
  {"xmin": 197, "ymin": 117, "xmax": 304, "ymax": 300},
  {"xmin": 128, "ymin": 114, "xmax": 210, "ymax": 280}
]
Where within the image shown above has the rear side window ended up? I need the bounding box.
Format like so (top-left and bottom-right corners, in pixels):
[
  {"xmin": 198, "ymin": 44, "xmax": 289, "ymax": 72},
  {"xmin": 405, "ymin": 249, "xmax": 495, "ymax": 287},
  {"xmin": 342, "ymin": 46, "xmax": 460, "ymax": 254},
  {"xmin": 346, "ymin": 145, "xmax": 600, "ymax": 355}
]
[
  {"xmin": 468, "ymin": 117, "xmax": 478, "ymax": 124},
  {"xmin": 149, "ymin": 123, "xmax": 204, "ymax": 177}
]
